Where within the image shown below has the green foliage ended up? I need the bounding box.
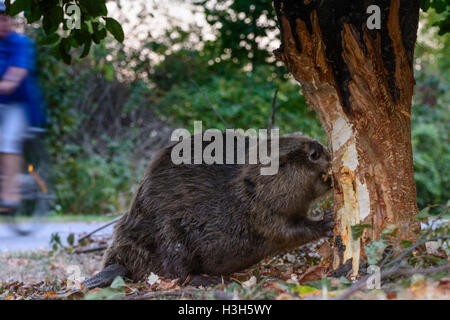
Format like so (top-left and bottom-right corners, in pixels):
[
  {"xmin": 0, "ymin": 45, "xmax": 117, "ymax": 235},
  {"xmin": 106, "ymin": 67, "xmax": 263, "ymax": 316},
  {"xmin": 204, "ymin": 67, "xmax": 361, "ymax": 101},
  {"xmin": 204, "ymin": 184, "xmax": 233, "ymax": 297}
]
[
  {"xmin": 104, "ymin": 17, "xmax": 124, "ymax": 42},
  {"xmin": 365, "ymin": 239, "xmax": 390, "ymax": 265},
  {"xmin": 351, "ymin": 224, "xmax": 372, "ymax": 240},
  {"xmin": 152, "ymin": 59, "xmax": 325, "ymax": 139},
  {"xmin": 49, "ymin": 232, "xmax": 63, "ymax": 251},
  {"xmin": 197, "ymin": 0, "xmax": 277, "ymax": 68},
  {"xmin": 51, "ymin": 152, "xmax": 134, "ymax": 214},
  {"xmin": 421, "ymin": 0, "xmax": 450, "ymax": 35},
  {"xmin": 412, "ymin": 11, "xmax": 450, "ymax": 208},
  {"xmin": 28, "ymin": 2, "xmax": 449, "ymax": 215},
  {"xmin": 35, "ymin": 34, "xmax": 144, "ymax": 215},
  {"xmin": 85, "ymin": 276, "xmax": 127, "ymax": 300},
  {"xmin": 6, "ymin": 0, "xmax": 124, "ymax": 63},
  {"xmin": 291, "ymin": 285, "xmax": 320, "ymax": 295},
  {"xmin": 8, "ymin": 0, "xmax": 449, "ymax": 65}
]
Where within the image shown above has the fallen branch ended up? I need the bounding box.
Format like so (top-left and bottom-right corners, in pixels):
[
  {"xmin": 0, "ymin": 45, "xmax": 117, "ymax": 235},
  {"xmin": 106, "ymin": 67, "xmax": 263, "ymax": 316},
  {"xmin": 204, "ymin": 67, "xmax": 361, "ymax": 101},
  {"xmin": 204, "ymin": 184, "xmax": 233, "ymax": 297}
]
[
  {"xmin": 73, "ymin": 246, "xmax": 108, "ymax": 254},
  {"xmin": 77, "ymin": 214, "xmax": 124, "ymax": 243},
  {"xmin": 338, "ymin": 230, "xmax": 450, "ymax": 300},
  {"xmin": 338, "ymin": 262, "xmax": 450, "ymax": 300},
  {"xmin": 394, "ymin": 264, "xmax": 450, "ymax": 277},
  {"xmin": 122, "ymin": 289, "xmax": 235, "ymax": 300},
  {"xmin": 383, "ymin": 234, "xmax": 450, "ymax": 269}
]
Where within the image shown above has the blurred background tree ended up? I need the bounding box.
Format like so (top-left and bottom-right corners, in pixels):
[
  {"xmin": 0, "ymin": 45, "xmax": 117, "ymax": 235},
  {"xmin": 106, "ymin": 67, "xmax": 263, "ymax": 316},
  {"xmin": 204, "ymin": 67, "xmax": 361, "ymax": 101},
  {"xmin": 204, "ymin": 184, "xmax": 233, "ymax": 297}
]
[
  {"xmin": 412, "ymin": 8, "xmax": 449, "ymax": 209},
  {"xmin": 14, "ymin": 0, "xmax": 448, "ymax": 215}
]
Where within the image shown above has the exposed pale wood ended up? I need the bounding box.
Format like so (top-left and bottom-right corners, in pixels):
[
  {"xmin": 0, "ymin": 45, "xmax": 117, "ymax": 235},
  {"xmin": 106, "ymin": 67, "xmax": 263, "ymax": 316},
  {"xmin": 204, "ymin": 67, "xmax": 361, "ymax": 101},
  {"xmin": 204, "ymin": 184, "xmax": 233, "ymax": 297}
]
[{"xmin": 274, "ymin": 0, "xmax": 421, "ymax": 275}]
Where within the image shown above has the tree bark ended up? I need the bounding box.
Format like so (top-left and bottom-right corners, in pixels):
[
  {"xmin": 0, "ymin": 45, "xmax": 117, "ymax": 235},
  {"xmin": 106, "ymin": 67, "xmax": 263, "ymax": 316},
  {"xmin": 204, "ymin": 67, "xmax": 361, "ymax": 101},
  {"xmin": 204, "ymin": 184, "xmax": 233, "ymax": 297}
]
[{"xmin": 273, "ymin": 0, "xmax": 421, "ymax": 275}]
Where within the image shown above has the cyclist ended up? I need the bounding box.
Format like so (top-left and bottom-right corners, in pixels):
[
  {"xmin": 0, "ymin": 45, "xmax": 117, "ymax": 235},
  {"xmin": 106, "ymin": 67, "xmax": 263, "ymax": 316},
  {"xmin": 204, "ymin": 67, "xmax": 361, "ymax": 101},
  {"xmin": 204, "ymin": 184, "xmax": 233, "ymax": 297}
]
[{"xmin": 0, "ymin": 1, "xmax": 45, "ymax": 215}]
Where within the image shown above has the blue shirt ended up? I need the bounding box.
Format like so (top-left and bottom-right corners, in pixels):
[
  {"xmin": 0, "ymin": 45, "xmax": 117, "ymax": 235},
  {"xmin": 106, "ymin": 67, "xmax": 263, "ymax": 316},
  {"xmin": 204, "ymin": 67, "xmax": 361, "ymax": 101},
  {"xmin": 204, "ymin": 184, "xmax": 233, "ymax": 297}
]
[{"xmin": 0, "ymin": 32, "xmax": 45, "ymax": 127}]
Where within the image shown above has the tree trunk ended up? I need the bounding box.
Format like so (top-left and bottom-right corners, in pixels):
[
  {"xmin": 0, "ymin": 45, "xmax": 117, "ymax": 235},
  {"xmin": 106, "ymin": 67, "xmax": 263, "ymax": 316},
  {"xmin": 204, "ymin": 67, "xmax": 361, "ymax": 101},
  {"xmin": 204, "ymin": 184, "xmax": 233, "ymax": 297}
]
[{"xmin": 273, "ymin": 0, "xmax": 421, "ymax": 275}]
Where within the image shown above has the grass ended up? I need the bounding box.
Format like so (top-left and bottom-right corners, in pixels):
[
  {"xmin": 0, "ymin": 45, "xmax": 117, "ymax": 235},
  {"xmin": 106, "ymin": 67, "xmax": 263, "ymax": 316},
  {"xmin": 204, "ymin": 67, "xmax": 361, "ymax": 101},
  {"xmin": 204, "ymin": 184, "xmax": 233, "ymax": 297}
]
[
  {"xmin": 43, "ymin": 214, "xmax": 118, "ymax": 223},
  {"xmin": 0, "ymin": 214, "xmax": 119, "ymax": 225}
]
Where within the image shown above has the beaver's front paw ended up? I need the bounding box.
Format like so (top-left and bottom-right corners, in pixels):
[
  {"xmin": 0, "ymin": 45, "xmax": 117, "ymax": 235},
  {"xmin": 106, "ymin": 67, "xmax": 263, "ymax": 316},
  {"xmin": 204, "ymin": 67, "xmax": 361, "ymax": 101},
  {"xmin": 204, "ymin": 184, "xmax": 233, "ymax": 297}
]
[
  {"xmin": 310, "ymin": 208, "xmax": 335, "ymax": 238},
  {"xmin": 320, "ymin": 210, "xmax": 335, "ymax": 237}
]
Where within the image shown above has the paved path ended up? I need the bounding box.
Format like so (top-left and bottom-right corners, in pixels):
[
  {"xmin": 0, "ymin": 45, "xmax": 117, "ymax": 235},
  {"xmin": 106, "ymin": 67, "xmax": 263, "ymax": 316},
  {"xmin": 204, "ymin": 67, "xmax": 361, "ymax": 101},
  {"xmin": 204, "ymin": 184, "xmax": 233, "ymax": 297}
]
[{"xmin": 0, "ymin": 222, "xmax": 115, "ymax": 252}]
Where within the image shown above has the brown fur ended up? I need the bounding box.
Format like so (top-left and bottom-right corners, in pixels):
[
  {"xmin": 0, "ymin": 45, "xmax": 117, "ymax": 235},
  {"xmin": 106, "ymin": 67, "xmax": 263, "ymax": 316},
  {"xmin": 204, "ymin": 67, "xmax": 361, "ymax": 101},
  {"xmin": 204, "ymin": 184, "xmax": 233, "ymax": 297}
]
[{"xmin": 101, "ymin": 132, "xmax": 332, "ymax": 284}]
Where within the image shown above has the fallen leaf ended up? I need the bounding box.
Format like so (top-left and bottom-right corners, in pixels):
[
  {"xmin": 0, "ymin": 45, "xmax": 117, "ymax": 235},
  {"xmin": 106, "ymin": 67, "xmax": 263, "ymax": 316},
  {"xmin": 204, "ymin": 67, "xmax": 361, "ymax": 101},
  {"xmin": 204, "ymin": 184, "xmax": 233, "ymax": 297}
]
[
  {"xmin": 242, "ymin": 276, "xmax": 257, "ymax": 288},
  {"xmin": 264, "ymin": 281, "xmax": 284, "ymax": 294},
  {"xmin": 88, "ymin": 288, "xmax": 102, "ymax": 295},
  {"xmin": 147, "ymin": 273, "xmax": 161, "ymax": 286},
  {"xmin": 297, "ymin": 266, "xmax": 327, "ymax": 283},
  {"xmin": 276, "ymin": 293, "xmax": 294, "ymax": 300},
  {"xmin": 293, "ymin": 285, "xmax": 321, "ymax": 297},
  {"xmin": 386, "ymin": 292, "xmax": 397, "ymax": 300},
  {"xmin": 410, "ymin": 279, "xmax": 427, "ymax": 297},
  {"xmin": 286, "ymin": 274, "xmax": 299, "ymax": 285},
  {"xmin": 159, "ymin": 278, "xmax": 179, "ymax": 290},
  {"xmin": 317, "ymin": 242, "xmax": 333, "ymax": 260},
  {"xmin": 425, "ymin": 241, "xmax": 440, "ymax": 255},
  {"xmin": 182, "ymin": 275, "xmax": 191, "ymax": 286},
  {"xmin": 110, "ymin": 277, "xmax": 126, "ymax": 289},
  {"xmin": 437, "ymin": 278, "xmax": 450, "ymax": 293}
]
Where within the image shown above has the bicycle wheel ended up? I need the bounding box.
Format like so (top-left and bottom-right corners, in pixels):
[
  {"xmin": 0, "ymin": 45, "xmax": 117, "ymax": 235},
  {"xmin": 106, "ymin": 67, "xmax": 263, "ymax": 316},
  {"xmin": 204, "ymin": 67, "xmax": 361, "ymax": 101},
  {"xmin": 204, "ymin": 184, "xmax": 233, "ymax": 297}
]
[
  {"xmin": 5, "ymin": 135, "xmax": 54, "ymax": 236},
  {"xmin": 5, "ymin": 174, "xmax": 53, "ymax": 236}
]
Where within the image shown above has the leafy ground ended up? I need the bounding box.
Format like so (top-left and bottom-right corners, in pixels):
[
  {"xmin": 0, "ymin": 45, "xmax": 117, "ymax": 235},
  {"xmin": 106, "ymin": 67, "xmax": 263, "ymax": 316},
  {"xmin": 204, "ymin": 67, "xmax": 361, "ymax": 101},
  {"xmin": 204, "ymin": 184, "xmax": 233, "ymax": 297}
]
[{"xmin": 0, "ymin": 207, "xmax": 449, "ymax": 300}]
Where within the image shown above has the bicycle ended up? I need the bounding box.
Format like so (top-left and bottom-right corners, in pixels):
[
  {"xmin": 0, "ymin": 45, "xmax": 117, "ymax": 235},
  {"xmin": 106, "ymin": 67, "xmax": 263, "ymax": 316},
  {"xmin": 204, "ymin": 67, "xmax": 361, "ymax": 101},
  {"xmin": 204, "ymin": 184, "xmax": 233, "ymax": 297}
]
[{"xmin": 0, "ymin": 127, "xmax": 55, "ymax": 236}]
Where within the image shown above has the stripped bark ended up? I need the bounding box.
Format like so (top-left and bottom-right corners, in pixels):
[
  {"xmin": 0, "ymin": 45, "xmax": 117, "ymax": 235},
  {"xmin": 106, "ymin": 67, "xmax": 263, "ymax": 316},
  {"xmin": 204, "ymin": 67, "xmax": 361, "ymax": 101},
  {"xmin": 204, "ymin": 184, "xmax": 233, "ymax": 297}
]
[{"xmin": 273, "ymin": 0, "xmax": 421, "ymax": 275}]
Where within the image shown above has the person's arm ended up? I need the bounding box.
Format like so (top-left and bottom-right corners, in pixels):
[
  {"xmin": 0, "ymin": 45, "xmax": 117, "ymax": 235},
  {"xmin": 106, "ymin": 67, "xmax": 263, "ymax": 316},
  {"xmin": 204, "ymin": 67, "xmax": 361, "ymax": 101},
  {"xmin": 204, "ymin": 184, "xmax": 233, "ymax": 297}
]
[{"xmin": 0, "ymin": 66, "xmax": 28, "ymax": 95}]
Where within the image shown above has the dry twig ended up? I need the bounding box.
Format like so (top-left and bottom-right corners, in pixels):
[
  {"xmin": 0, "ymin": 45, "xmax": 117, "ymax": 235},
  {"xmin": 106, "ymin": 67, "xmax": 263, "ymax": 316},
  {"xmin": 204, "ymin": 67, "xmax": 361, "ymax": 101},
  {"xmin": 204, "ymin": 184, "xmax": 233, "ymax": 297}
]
[{"xmin": 77, "ymin": 214, "xmax": 124, "ymax": 243}]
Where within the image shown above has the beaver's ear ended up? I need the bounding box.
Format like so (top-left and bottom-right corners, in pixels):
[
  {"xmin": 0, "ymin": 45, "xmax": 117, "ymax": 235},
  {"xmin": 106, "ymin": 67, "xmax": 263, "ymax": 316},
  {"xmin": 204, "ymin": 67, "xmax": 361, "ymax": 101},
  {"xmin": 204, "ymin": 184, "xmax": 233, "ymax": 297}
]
[{"xmin": 306, "ymin": 141, "xmax": 325, "ymax": 162}]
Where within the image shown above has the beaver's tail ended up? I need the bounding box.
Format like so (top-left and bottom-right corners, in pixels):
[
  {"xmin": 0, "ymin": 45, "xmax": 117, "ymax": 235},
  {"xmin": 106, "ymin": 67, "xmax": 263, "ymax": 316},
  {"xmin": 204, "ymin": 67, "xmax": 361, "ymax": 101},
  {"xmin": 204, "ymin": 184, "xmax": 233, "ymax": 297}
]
[{"xmin": 83, "ymin": 264, "xmax": 128, "ymax": 289}]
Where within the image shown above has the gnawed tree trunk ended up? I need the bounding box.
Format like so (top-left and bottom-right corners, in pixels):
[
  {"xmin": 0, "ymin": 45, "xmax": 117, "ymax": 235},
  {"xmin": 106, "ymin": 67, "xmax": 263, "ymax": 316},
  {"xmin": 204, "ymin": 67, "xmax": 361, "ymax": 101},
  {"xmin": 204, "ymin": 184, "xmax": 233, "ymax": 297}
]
[{"xmin": 273, "ymin": 0, "xmax": 421, "ymax": 275}]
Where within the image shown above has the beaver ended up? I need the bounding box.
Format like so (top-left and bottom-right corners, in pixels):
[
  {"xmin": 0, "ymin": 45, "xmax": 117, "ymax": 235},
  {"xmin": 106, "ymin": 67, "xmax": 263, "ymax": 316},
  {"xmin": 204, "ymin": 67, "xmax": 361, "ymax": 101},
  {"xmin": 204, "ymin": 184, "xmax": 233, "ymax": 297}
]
[{"xmin": 84, "ymin": 131, "xmax": 333, "ymax": 288}]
